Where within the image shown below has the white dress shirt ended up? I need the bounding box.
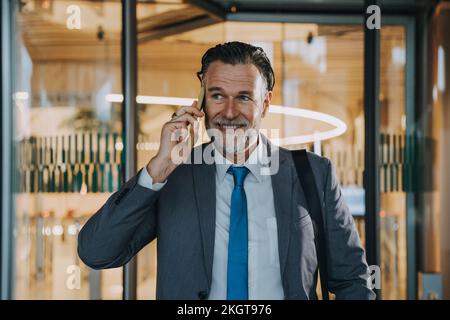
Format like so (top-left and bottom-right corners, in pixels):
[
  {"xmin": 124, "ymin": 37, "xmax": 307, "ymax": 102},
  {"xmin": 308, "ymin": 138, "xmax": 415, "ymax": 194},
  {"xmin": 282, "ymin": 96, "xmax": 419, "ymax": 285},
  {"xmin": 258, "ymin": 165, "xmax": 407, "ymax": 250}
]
[{"xmin": 138, "ymin": 139, "xmax": 284, "ymax": 300}]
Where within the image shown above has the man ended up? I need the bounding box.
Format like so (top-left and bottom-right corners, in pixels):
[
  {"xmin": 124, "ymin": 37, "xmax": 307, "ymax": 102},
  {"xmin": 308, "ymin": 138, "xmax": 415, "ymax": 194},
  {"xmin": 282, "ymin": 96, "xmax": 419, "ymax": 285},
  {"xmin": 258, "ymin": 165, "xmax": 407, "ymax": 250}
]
[{"xmin": 78, "ymin": 41, "xmax": 375, "ymax": 300}]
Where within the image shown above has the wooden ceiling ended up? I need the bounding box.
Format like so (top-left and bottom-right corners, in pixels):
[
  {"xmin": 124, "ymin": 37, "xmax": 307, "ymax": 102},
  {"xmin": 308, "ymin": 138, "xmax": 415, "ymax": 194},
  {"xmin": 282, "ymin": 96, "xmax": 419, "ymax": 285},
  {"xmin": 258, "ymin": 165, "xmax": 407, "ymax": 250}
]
[{"xmin": 17, "ymin": 1, "xmax": 405, "ymax": 120}]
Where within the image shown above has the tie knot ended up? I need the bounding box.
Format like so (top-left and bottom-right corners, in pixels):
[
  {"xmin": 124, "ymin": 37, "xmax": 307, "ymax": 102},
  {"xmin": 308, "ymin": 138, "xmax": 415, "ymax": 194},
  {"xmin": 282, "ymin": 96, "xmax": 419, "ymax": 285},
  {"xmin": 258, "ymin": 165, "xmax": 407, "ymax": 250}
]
[{"xmin": 227, "ymin": 166, "xmax": 250, "ymax": 187}]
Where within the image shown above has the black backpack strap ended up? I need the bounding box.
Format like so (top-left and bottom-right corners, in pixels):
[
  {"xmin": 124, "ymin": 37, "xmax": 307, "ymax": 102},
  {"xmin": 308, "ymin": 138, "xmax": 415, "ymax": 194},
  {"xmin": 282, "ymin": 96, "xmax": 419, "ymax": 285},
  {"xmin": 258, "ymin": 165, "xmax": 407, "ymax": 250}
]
[{"xmin": 291, "ymin": 149, "xmax": 329, "ymax": 300}]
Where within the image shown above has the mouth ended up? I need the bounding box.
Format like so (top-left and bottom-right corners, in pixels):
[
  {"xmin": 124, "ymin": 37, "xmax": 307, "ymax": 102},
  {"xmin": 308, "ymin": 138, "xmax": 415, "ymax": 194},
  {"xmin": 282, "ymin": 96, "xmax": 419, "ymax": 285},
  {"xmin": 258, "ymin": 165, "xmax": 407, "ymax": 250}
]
[{"xmin": 215, "ymin": 123, "xmax": 247, "ymax": 131}]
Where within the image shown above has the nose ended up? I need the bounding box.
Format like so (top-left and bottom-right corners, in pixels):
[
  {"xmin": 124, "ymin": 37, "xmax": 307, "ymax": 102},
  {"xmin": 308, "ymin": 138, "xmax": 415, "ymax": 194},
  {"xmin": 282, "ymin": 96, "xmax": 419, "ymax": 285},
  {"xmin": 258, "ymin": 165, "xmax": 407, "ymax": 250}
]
[{"xmin": 223, "ymin": 96, "xmax": 239, "ymax": 119}]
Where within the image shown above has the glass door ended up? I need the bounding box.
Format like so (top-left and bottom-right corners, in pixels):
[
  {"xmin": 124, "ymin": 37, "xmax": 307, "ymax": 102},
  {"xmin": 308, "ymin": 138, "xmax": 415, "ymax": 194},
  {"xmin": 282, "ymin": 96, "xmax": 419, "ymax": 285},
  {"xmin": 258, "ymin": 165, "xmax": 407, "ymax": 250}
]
[
  {"xmin": 135, "ymin": 18, "xmax": 368, "ymax": 299},
  {"xmin": 10, "ymin": 0, "xmax": 123, "ymax": 299},
  {"xmin": 134, "ymin": 15, "xmax": 415, "ymax": 300}
]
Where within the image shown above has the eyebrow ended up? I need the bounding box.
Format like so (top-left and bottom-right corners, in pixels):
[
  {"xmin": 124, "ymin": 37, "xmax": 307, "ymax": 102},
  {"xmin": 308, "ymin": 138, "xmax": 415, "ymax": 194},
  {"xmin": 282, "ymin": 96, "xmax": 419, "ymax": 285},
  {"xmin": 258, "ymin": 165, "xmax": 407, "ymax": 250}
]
[{"xmin": 207, "ymin": 87, "xmax": 254, "ymax": 95}]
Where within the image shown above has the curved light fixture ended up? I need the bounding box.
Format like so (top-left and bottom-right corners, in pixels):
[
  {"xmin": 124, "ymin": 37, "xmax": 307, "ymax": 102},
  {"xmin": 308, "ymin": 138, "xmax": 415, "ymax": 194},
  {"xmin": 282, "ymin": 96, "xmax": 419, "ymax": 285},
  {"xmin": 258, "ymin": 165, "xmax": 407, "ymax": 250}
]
[
  {"xmin": 268, "ymin": 105, "xmax": 347, "ymax": 145},
  {"xmin": 105, "ymin": 94, "xmax": 347, "ymax": 145}
]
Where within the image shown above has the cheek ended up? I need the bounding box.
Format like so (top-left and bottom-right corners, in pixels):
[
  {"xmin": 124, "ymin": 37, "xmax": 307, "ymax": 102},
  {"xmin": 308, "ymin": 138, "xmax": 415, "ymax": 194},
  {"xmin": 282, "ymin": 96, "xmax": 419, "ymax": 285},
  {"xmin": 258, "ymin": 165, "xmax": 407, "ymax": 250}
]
[
  {"xmin": 205, "ymin": 108, "xmax": 218, "ymax": 123},
  {"xmin": 245, "ymin": 110, "xmax": 258, "ymax": 125},
  {"xmin": 250, "ymin": 106, "xmax": 264, "ymax": 124},
  {"xmin": 235, "ymin": 107, "xmax": 261, "ymax": 127}
]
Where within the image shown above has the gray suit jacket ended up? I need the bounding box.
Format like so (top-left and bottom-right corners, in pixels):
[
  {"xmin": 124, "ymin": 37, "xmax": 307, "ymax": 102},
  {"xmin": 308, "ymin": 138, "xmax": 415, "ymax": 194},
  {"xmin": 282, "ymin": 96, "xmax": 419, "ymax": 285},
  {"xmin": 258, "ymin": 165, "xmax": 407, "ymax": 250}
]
[{"xmin": 78, "ymin": 140, "xmax": 376, "ymax": 300}]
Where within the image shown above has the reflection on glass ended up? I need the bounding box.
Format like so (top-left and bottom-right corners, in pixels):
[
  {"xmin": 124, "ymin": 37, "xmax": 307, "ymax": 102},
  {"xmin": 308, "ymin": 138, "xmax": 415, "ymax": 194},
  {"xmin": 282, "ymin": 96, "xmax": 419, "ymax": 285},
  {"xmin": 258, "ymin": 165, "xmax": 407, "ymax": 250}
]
[
  {"xmin": 13, "ymin": 0, "xmax": 122, "ymax": 299},
  {"xmin": 379, "ymin": 26, "xmax": 407, "ymax": 300},
  {"xmin": 281, "ymin": 25, "xmax": 365, "ymax": 198}
]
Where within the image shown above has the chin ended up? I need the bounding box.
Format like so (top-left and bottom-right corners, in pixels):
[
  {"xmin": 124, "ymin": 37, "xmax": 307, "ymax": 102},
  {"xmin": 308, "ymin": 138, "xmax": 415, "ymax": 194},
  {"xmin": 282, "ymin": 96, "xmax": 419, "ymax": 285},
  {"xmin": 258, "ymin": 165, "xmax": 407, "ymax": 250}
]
[
  {"xmin": 211, "ymin": 138, "xmax": 244, "ymax": 154},
  {"xmin": 207, "ymin": 125, "xmax": 259, "ymax": 155}
]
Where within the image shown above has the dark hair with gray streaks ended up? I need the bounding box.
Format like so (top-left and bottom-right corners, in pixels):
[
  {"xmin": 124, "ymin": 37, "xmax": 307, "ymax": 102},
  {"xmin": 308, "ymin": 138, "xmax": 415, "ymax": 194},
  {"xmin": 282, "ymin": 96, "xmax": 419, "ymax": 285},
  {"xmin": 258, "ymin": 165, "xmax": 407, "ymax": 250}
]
[{"xmin": 197, "ymin": 41, "xmax": 275, "ymax": 91}]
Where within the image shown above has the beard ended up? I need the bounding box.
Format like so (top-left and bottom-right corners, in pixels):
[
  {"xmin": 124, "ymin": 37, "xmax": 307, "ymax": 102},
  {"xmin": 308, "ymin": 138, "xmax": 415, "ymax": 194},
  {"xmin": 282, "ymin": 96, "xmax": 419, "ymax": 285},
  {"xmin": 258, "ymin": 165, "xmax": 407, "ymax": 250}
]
[
  {"xmin": 205, "ymin": 115, "xmax": 258, "ymax": 155},
  {"xmin": 219, "ymin": 129, "xmax": 250, "ymax": 154}
]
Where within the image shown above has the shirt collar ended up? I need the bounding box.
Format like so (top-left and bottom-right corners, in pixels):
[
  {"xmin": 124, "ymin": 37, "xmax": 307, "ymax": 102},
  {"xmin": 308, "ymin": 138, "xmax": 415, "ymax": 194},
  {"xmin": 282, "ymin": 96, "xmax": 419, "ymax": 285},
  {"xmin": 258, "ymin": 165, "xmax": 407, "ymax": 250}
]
[{"xmin": 214, "ymin": 133, "xmax": 269, "ymax": 183}]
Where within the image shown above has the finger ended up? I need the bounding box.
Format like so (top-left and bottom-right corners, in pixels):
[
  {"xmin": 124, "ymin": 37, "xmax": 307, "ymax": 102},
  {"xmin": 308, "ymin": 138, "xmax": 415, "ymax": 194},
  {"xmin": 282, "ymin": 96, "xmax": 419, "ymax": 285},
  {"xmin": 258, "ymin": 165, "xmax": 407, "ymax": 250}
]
[
  {"xmin": 163, "ymin": 122, "xmax": 188, "ymax": 142},
  {"xmin": 174, "ymin": 105, "xmax": 204, "ymax": 118},
  {"xmin": 172, "ymin": 126, "xmax": 190, "ymax": 144},
  {"xmin": 175, "ymin": 106, "xmax": 203, "ymax": 118},
  {"xmin": 180, "ymin": 128, "xmax": 190, "ymax": 143},
  {"xmin": 170, "ymin": 113, "xmax": 197, "ymax": 128},
  {"xmin": 166, "ymin": 124, "xmax": 187, "ymax": 142},
  {"xmin": 164, "ymin": 121, "xmax": 187, "ymax": 131}
]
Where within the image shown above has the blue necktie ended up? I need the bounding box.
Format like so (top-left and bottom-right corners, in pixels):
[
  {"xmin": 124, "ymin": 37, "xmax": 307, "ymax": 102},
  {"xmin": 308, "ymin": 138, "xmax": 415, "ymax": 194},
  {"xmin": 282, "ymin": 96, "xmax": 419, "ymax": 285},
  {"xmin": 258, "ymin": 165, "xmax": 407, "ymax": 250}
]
[{"xmin": 226, "ymin": 166, "xmax": 250, "ymax": 300}]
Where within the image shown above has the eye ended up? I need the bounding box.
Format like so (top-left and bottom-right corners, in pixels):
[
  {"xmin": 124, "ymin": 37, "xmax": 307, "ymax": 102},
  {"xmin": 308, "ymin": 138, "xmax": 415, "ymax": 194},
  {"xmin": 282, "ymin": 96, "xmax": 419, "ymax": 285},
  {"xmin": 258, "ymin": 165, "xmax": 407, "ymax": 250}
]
[
  {"xmin": 211, "ymin": 93, "xmax": 223, "ymax": 100},
  {"xmin": 239, "ymin": 95, "xmax": 251, "ymax": 102}
]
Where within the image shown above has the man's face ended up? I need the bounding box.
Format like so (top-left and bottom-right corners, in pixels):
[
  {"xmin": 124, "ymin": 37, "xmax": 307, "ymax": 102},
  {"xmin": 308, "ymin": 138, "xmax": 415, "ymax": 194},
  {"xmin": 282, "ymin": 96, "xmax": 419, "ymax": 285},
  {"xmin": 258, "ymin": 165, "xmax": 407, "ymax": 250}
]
[{"xmin": 203, "ymin": 61, "xmax": 272, "ymax": 155}]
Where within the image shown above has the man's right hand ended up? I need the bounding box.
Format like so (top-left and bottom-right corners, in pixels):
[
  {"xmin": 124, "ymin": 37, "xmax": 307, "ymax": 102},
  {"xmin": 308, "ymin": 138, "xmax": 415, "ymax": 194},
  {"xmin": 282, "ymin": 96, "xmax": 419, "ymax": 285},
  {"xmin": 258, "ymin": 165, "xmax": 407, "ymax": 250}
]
[{"xmin": 146, "ymin": 101, "xmax": 204, "ymax": 183}]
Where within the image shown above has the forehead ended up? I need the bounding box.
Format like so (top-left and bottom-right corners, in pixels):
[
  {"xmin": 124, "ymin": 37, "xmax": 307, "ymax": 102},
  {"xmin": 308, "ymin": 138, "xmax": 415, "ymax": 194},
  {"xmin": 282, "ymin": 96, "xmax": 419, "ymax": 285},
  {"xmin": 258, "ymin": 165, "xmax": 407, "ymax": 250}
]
[{"xmin": 204, "ymin": 61, "xmax": 264, "ymax": 91}]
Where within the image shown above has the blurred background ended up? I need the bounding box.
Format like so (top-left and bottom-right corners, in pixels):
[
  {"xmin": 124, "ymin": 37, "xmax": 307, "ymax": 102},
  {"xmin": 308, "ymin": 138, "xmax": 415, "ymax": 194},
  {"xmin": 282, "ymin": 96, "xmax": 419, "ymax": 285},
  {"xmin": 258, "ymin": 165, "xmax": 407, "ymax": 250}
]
[{"xmin": 0, "ymin": 0, "xmax": 449, "ymax": 300}]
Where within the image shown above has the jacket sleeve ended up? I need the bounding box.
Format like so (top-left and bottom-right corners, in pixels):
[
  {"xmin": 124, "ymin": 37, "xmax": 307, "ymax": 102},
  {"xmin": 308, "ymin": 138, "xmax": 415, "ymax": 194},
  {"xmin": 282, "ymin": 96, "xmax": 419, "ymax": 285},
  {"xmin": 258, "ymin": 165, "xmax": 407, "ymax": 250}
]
[
  {"xmin": 77, "ymin": 169, "xmax": 160, "ymax": 269},
  {"xmin": 322, "ymin": 159, "xmax": 376, "ymax": 300}
]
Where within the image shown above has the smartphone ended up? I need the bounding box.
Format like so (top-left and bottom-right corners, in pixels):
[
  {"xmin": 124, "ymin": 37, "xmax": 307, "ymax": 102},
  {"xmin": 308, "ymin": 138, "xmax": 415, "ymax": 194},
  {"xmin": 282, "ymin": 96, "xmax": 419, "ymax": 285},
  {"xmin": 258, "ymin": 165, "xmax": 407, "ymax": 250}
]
[
  {"xmin": 189, "ymin": 86, "xmax": 205, "ymax": 148},
  {"xmin": 197, "ymin": 85, "xmax": 205, "ymax": 111}
]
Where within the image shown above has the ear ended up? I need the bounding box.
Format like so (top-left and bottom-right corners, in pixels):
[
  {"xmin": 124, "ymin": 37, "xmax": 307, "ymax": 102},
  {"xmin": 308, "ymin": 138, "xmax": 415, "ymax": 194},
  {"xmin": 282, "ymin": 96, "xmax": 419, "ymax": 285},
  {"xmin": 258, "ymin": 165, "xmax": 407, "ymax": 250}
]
[{"xmin": 261, "ymin": 91, "xmax": 272, "ymax": 118}]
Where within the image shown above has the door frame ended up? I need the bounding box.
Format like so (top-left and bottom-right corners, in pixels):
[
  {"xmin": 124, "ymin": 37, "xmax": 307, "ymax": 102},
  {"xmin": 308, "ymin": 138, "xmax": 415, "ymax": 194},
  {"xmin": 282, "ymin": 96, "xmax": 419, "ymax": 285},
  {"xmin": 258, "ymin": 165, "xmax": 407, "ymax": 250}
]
[{"xmin": 1, "ymin": 0, "xmax": 14, "ymax": 300}]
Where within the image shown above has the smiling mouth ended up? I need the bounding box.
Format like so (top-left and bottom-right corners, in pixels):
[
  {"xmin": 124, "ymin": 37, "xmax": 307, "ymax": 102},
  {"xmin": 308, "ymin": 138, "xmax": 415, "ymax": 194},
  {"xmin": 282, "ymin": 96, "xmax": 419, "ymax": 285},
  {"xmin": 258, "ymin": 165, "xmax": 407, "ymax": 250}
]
[{"xmin": 215, "ymin": 123, "xmax": 247, "ymax": 130}]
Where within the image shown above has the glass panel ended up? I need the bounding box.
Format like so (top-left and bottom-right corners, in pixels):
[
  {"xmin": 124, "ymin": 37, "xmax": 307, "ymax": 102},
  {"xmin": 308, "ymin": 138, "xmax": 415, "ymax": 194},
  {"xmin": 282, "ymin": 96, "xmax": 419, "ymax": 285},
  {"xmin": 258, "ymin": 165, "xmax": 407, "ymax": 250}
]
[
  {"xmin": 136, "ymin": 20, "xmax": 366, "ymax": 299},
  {"xmin": 281, "ymin": 24, "xmax": 366, "ymax": 248},
  {"xmin": 379, "ymin": 25, "xmax": 407, "ymax": 300},
  {"xmin": 12, "ymin": 0, "xmax": 122, "ymax": 299},
  {"xmin": 417, "ymin": 4, "xmax": 450, "ymax": 299}
]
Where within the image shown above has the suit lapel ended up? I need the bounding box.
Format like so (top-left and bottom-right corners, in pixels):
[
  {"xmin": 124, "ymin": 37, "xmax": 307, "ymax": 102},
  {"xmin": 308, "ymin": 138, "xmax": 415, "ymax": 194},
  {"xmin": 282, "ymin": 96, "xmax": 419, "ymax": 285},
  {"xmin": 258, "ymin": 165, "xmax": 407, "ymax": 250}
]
[
  {"xmin": 270, "ymin": 147, "xmax": 294, "ymax": 283},
  {"xmin": 192, "ymin": 144, "xmax": 216, "ymax": 288}
]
